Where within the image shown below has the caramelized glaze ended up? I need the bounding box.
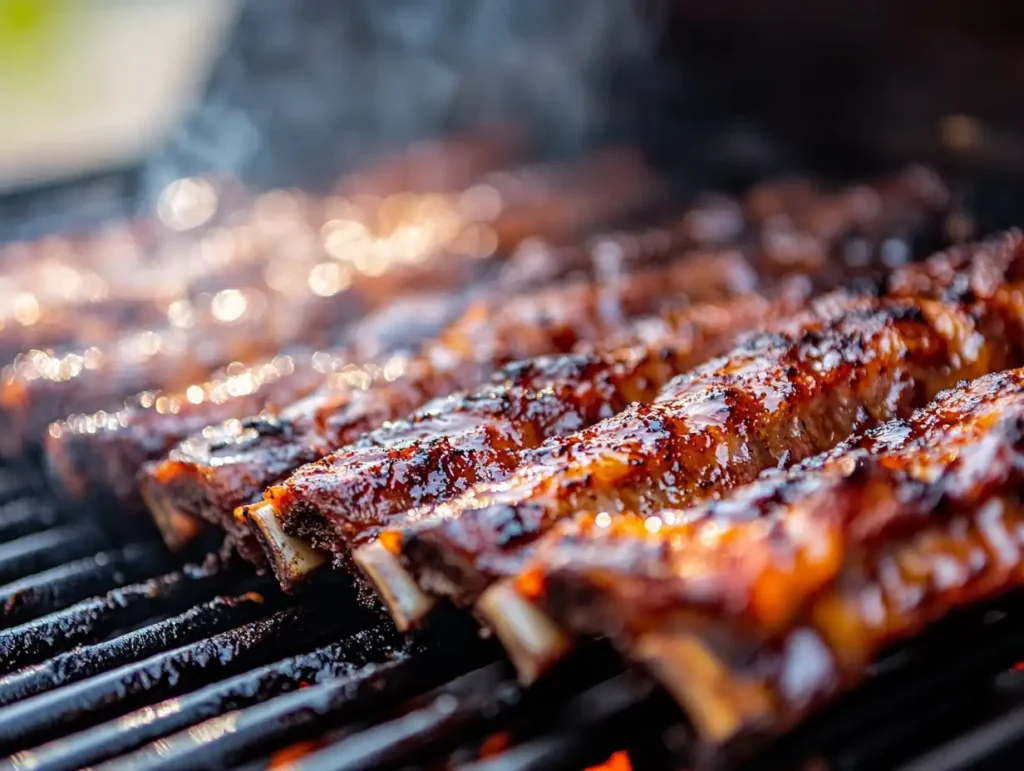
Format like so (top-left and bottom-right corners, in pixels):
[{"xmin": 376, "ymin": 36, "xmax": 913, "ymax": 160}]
[
  {"xmin": 525, "ymin": 368, "xmax": 1024, "ymax": 739},
  {"xmin": 141, "ymin": 253, "xmax": 759, "ymax": 556},
  {"xmin": 258, "ymin": 280, "xmax": 811, "ymax": 564},
  {"xmin": 44, "ymin": 292, "xmax": 467, "ymax": 517},
  {"xmin": 398, "ymin": 233, "xmax": 1024, "ymax": 608}
]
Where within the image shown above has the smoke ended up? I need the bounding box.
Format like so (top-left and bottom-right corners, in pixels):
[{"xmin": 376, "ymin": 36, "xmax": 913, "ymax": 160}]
[{"xmin": 143, "ymin": 0, "xmax": 661, "ymax": 199}]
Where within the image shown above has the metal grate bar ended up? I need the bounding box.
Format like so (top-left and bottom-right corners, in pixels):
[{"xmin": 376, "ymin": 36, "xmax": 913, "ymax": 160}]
[
  {"xmin": 10, "ymin": 624, "xmax": 408, "ymax": 771},
  {"xmin": 0, "ymin": 603, "xmax": 367, "ymax": 757},
  {"xmin": 290, "ymin": 642, "xmax": 629, "ymax": 771},
  {"xmin": 0, "ymin": 469, "xmax": 40, "ymax": 506},
  {"xmin": 0, "ymin": 542, "xmax": 173, "ymax": 627},
  {"xmin": 897, "ymin": 679, "xmax": 1024, "ymax": 771},
  {"xmin": 458, "ymin": 674, "xmax": 658, "ymax": 771},
  {"xmin": 0, "ymin": 559, "xmax": 242, "ymax": 673},
  {"xmin": 0, "ymin": 591, "xmax": 277, "ymax": 708},
  {"xmin": 0, "ymin": 525, "xmax": 109, "ymax": 586},
  {"xmin": 100, "ymin": 637, "xmax": 500, "ymax": 771},
  {"xmin": 290, "ymin": 668, "xmax": 519, "ymax": 771},
  {"xmin": 0, "ymin": 499, "xmax": 59, "ymax": 544},
  {"xmin": 828, "ymin": 679, "xmax": 998, "ymax": 771}
]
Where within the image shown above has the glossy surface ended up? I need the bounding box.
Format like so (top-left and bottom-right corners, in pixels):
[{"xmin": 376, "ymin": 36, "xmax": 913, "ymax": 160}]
[
  {"xmin": 399, "ymin": 233, "xmax": 1024, "ymax": 607},
  {"xmin": 262, "ymin": 282, "xmax": 811, "ymax": 569},
  {"xmin": 143, "ymin": 252, "xmax": 757, "ymax": 555},
  {"xmin": 524, "ymin": 368, "xmax": 1024, "ymax": 740},
  {"xmin": 45, "ymin": 292, "xmax": 467, "ymax": 518}
]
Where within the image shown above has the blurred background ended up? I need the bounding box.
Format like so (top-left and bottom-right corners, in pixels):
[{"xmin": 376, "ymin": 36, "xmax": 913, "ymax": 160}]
[{"xmin": 2, "ymin": 0, "xmax": 1024, "ymax": 240}]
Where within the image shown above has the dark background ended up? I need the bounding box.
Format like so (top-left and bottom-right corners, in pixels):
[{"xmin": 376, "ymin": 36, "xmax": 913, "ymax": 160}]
[{"xmin": 3, "ymin": 0, "xmax": 1024, "ymax": 241}]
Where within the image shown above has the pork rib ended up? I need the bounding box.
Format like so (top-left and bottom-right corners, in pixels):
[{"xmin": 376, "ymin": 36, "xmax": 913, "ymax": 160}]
[
  {"xmin": 397, "ymin": 233, "xmax": 1024, "ymax": 613},
  {"xmin": 244, "ymin": 279, "xmax": 811, "ymax": 595},
  {"xmin": 140, "ymin": 252, "xmax": 759, "ymax": 558},
  {"xmin": 43, "ymin": 292, "xmax": 467, "ymax": 534},
  {"xmin": 144, "ymin": 167, "xmax": 952, "ymax": 558},
  {"xmin": 522, "ymin": 368, "xmax": 1024, "ymax": 749}
]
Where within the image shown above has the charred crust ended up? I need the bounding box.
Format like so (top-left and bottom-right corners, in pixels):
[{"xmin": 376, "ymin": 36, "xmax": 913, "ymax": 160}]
[
  {"xmin": 281, "ymin": 500, "xmax": 347, "ymax": 561},
  {"xmin": 402, "ymin": 531, "xmax": 491, "ymax": 608}
]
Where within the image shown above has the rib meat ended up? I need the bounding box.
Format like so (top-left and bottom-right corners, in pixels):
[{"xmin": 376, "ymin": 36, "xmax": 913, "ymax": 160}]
[
  {"xmin": 140, "ymin": 167, "xmax": 952, "ymax": 559},
  {"xmin": 43, "ymin": 291, "xmax": 467, "ymax": 532},
  {"xmin": 246, "ymin": 279, "xmax": 811, "ymax": 587},
  {"xmin": 140, "ymin": 252, "xmax": 759, "ymax": 556},
  {"xmin": 397, "ymin": 232, "xmax": 1024, "ymax": 610},
  {"xmin": 522, "ymin": 368, "xmax": 1024, "ymax": 746},
  {"xmin": 1, "ymin": 190, "xmax": 560, "ymax": 463},
  {"xmin": 0, "ymin": 296, "xmax": 176, "ymax": 366}
]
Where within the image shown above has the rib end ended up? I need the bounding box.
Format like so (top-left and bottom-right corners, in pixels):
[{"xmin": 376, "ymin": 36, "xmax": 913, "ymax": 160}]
[
  {"xmin": 477, "ymin": 581, "xmax": 574, "ymax": 684},
  {"xmin": 636, "ymin": 631, "xmax": 774, "ymax": 746},
  {"xmin": 243, "ymin": 502, "xmax": 327, "ymax": 591},
  {"xmin": 140, "ymin": 482, "xmax": 207, "ymax": 551},
  {"xmin": 355, "ymin": 540, "xmax": 436, "ymax": 631}
]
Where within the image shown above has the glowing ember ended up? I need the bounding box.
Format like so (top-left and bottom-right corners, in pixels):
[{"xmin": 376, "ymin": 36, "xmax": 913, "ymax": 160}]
[{"xmin": 585, "ymin": 750, "xmax": 633, "ymax": 771}]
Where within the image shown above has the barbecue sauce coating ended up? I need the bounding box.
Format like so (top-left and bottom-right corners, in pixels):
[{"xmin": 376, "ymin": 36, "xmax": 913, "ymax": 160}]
[
  {"xmin": 524, "ymin": 368, "xmax": 1024, "ymax": 739},
  {"xmin": 0, "ymin": 285, "xmax": 368, "ymax": 462},
  {"xmin": 398, "ymin": 233, "xmax": 1024, "ymax": 607},
  {"xmin": 0, "ymin": 296, "xmax": 175, "ymax": 368},
  {"xmin": 141, "ymin": 253, "xmax": 758, "ymax": 550},
  {"xmin": 260, "ymin": 282, "xmax": 811, "ymax": 561},
  {"xmin": 136, "ymin": 167, "xmax": 949, "ymax": 561},
  {"xmin": 43, "ymin": 292, "xmax": 466, "ymax": 520}
]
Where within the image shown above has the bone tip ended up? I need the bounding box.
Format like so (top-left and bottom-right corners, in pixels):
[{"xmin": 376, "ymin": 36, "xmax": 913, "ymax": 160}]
[
  {"xmin": 478, "ymin": 581, "xmax": 573, "ymax": 684},
  {"xmin": 140, "ymin": 484, "xmax": 206, "ymax": 552},
  {"xmin": 636, "ymin": 631, "xmax": 775, "ymax": 747},
  {"xmin": 355, "ymin": 540, "xmax": 436, "ymax": 632},
  {"xmin": 244, "ymin": 501, "xmax": 327, "ymax": 590}
]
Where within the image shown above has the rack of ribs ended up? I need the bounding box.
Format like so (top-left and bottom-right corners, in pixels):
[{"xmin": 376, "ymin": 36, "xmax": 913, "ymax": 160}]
[
  {"xmin": 369, "ymin": 232, "xmax": 1024, "ymax": 677},
  {"xmin": 140, "ymin": 250, "xmax": 759, "ymax": 557},
  {"xmin": 42, "ymin": 204, "xmax": 705, "ymax": 537},
  {"xmin": 3, "ymin": 169, "xmax": 597, "ymax": 463},
  {"xmin": 517, "ymin": 367, "xmax": 1024, "ymax": 756},
  {"xmin": 29, "ymin": 147, "xmax": 697, "ymax": 511},
  {"xmin": 244, "ymin": 278, "xmax": 813, "ymax": 596},
  {"xmin": 45, "ymin": 183, "xmax": 750, "ymax": 555},
  {"xmin": 241, "ymin": 211, "xmax": 972, "ymax": 605},
  {"xmin": 43, "ymin": 291, "xmax": 469, "ymax": 536},
  {"xmin": 137, "ymin": 167, "xmax": 952, "ymax": 558}
]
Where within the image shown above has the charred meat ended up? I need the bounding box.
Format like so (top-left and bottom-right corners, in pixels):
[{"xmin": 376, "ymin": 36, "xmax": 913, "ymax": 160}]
[
  {"xmin": 396, "ymin": 233, "xmax": 1024, "ymax": 613},
  {"xmin": 141, "ymin": 252, "xmax": 759, "ymax": 557},
  {"xmin": 521, "ymin": 368, "xmax": 1024, "ymax": 747}
]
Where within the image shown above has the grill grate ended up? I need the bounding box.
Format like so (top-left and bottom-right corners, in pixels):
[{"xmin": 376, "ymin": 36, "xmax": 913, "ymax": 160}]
[
  {"xmin": 0, "ymin": 468, "xmax": 1020, "ymax": 770},
  {"xmin": 0, "ymin": 542, "xmax": 173, "ymax": 629}
]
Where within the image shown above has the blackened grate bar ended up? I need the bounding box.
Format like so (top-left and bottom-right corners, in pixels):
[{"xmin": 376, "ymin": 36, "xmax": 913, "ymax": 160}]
[
  {"xmin": 0, "ymin": 469, "xmax": 40, "ymax": 507},
  {"xmin": 0, "ymin": 560, "xmax": 244, "ymax": 673},
  {"xmin": 0, "ymin": 604, "xmax": 377, "ymax": 757},
  {"xmin": 288, "ymin": 662, "xmax": 522, "ymax": 771},
  {"xmin": 0, "ymin": 542, "xmax": 173, "ymax": 627},
  {"xmin": 243, "ymin": 644, "xmax": 627, "ymax": 771},
  {"xmin": 0, "ymin": 525, "xmax": 109, "ymax": 586},
  {"xmin": 100, "ymin": 638, "xmax": 500, "ymax": 771},
  {"xmin": 458, "ymin": 674, "xmax": 658, "ymax": 771},
  {"xmin": 0, "ymin": 591, "xmax": 276, "ymax": 708},
  {"xmin": 10, "ymin": 625, "xmax": 408, "ymax": 771},
  {"xmin": 243, "ymin": 641, "xmax": 621, "ymax": 771},
  {"xmin": 0, "ymin": 499, "xmax": 59, "ymax": 544},
  {"xmin": 897, "ymin": 679, "xmax": 1024, "ymax": 771}
]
